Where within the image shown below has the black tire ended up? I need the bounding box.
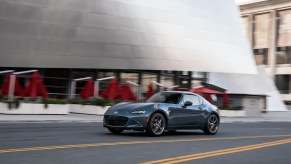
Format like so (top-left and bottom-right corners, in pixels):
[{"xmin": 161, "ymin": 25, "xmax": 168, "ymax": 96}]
[
  {"xmin": 146, "ymin": 113, "xmax": 166, "ymax": 136},
  {"xmin": 203, "ymin": 114, "xmax": 219, "ymax": 135},
  {"xmin": 107, "ymin": 127, "xmax": 124, "ymax": 134},
  {"xmin": 167, "ymin": 130, "xmax": 177, "ymax": 134}
]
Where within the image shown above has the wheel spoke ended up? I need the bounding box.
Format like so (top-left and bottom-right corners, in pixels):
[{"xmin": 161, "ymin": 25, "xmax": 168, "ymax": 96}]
[
  {"xmin": 151, "ymin": 115, "xmax": 165, "ymax": 135},
  {"xmin": 208, "ymin": 115, "xmax": 219, "ymax": 133}
]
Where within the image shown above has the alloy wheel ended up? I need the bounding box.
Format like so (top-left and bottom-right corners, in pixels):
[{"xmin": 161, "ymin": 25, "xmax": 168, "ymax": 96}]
[
  {"xmin": 208, "ymin": 114, "xmax": 219, "ymax": 133},
  {"xmin": 150, "ymin": 114, "xmax": 166, "ymax": 136}
]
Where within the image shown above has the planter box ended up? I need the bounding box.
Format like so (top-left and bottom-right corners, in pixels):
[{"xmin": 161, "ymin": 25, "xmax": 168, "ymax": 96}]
[
  {"xmin": 0, "ymin": 102, "xmax": 4, "ymax": 111},
  {"xmin": 70, "ymin": 104, "xmax": 110, "ymax": 115},
  {"xmin": 220, "ymin": 110, "xmax": 246, "ymax": 117},
  {"xmin": 0, "ymin": 102, "xmax": 69, "ymax": 115}
]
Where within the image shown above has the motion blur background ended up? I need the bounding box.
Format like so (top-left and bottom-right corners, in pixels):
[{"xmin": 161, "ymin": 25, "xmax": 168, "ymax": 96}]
[{"xmin": 0, "ymin": 0, "xmax": 290, "ymax": 115}]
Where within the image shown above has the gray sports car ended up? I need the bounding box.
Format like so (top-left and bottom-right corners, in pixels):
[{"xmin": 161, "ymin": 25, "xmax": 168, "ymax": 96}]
[{"xmin": 103, "ymin": 91, "xmax": 220, "ymax": 136}]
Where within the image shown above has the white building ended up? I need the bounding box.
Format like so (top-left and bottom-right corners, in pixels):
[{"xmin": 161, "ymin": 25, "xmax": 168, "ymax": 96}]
[{"xmin": 240, "ymin": 0, "xmax": 291, "ymax": 103}]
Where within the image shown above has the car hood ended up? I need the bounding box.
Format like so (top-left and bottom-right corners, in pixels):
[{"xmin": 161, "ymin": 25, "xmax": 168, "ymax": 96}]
[{"xmin": 105, "ymin": 102, "xmax": 155, "ymax": 115}]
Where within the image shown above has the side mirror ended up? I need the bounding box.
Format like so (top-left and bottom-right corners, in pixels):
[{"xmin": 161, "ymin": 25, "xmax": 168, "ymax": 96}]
[{"xmin": 183, "ymin": 101, "xmax": 193, "ymax": 108}]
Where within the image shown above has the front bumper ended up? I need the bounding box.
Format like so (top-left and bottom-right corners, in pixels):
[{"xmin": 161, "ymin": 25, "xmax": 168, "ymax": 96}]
[{"xmin": 103, "ymin": 114, "xmax": 149, "ymax": 131}]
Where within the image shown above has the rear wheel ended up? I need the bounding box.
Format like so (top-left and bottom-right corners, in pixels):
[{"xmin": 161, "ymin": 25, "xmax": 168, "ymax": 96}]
[
  {"xmin": 203, "ymin": 114, "xmax": 219, "ymax": 135},
  {"xmin": 147, "ymin": 113, "xmax": 166, "ymax": 136},
  {"xmin": 107, "ymin": 127, "xmax": 123, "ymax": 134}
]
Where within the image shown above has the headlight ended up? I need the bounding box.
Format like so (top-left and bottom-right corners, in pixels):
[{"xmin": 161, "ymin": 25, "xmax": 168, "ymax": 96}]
[{"xmin": 131, "ymin": 110, "xmax": 146, "ymax": 114}]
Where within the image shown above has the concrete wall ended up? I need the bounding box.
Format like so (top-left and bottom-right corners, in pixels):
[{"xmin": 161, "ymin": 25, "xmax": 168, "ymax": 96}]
[
  {"xmin": 209, "ymin": 66, "xmax": 288, "ymax": 111},
  {"xmin": 217, "ymin": 95, "xmax": 264, "ymax": 116}
]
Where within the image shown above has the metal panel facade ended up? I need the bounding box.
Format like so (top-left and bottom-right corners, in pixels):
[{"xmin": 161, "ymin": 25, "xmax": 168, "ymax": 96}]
[{"xmin": 0, "ymin": 0, "xmax": 256, "ymax": 73}]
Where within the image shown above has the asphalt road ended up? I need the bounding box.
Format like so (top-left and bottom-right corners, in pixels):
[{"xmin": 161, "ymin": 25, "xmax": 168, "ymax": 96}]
[{"xmin": 0, "ymin": 122, "xmax": 291, "ymax": 164}]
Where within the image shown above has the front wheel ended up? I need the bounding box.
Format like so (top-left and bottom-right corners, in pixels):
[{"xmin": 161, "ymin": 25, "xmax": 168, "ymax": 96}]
[
  {"xmin": 107, "ymin": 127, "xmax": 123, "ymax": 134},
  {"xmin": 203, "ymin": 114, "xmax": 219, "ymax": 135},
  {"xmin": 146, "ymin": 113, "xmax": 166, "ymax": 136}
]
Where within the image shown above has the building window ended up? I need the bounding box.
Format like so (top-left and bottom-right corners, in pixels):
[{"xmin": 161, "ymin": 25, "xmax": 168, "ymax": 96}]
[
  {"xmin": 161, "ymin": 70, "xmax": 173, "ymax": 74},
  {"xmin": 181, "ymin": 71, "xmax": 189, "ymax": 76},
  {"xmin": 160, "ymin": 76, "xmax": 174, "ymax": 90},
  {"xmin": 120, "ymin": 73, "xmax": 139, "ymax": 95},
  {"xmin": 72, "ymin": 70, "xmax": 95, "ymax": 98},
  {"xmin": 141, "ymin": 73, "xmax": 158, "ymax": 96},
  {"xmin": 253, "ymin": 48, "xmax": 268, "ymax": 65},
  {"xmin": 192, "ymin": 72, "xmax": 206, "ymax": 78},
  {"xmin": 191, "ymin": 72, "xmax": 207, "ymax": 89},
  {"xmin": 253, "ymin": 13, "xmax": 270, "ymax": 49},
  {"xmin": 277, "ymin": 10, "xmax": 291, "ymax": 64},
  {"xmin": 97, "ymin": 71, "xmax": 116, "ymax": 93},
  {"xmin": 275, "ymin": 75, "xmax": 290, "ymax": 94},
  {"xmin": 276, "ymin": 47, "xmax": 291, "ymax": 64},
  {"xmin": 42, "ymin": 69, "xmax": 69, "ymax": 99},
  {"xmin": 253, "ymin": 14, "xmax": 270, "ymax": 66},
  {"xmin": 278, "ymin": 10, "xmax": 291, "ymax": 48}
]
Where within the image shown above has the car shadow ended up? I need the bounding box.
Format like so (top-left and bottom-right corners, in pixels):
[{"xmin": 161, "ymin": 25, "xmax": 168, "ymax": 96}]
[{"xmin": 102, "ymin": 130, "xmax": 206, "ymax": 138}]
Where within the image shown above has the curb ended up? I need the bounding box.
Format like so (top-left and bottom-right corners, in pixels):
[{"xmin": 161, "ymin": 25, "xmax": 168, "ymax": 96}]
[
  {"xmin": 0, "ymin": 120, "xmax": 101, "ymax": 124},
  {"xmin": 1, "ymin": 120, "xmax": 291, "ymax": 124}
]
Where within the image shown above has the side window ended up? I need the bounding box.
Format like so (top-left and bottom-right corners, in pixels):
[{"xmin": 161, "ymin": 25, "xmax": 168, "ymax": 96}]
[{"xmin": 183, "ymin": 95, "xmax": 200, "ymax": 105}]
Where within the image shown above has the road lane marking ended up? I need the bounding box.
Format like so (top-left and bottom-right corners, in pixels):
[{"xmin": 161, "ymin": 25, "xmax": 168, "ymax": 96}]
[
  {"xmin": 142, "ymin": 138, "xmax": 291, "ymax": 164},
  {"xmin": 165, "ymin": 139, "xmax": 291, "ymax": 164},
  {"xmin": 1, "ymin": 134, "xmax": 291, "ymax": 154}
]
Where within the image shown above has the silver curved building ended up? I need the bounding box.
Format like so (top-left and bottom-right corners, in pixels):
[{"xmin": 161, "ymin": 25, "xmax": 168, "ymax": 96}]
[
  {"xmin": 0, "ymin": 0, "xmax": 257, "ymax": 98},
  {"xmin": 0, "ymin": 0, "xmax": 256, "ymax": 73}
]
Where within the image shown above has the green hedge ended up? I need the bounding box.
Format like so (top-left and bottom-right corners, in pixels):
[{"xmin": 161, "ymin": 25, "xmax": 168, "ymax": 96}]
[
  {"xmin": 0, "ymin": 97, "xmax": 128, "ymax": 109},
  {"xmin": 69, "ymin": 98, "xmax": 120, "ymax": 107},
  {"xmin": 0, "ymin": 97, "xmax": 69, "ymax": 109}
]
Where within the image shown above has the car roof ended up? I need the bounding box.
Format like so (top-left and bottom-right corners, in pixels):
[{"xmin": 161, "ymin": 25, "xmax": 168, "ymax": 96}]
[{"xmin": 159, "ymin": 91, "xmax": 207, "ymax": 103}]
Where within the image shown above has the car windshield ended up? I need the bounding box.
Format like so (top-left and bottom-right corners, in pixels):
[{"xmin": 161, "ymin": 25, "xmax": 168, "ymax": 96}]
[{"xmin": 146, "ymin": 92, "xmax": 182, "ymax": 104}]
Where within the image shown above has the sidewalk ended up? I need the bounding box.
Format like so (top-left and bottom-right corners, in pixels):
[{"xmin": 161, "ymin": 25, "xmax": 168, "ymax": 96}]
[
  {"xmin": 0, "ymin": 113, "xmax": 103, "ymax": 123},
  {"xmin": 0, "ymin": 111, "xmax": 290, "ymax": 123},
  {"xmin": 222, "ymin": 111, "xmax": 291, "ymax": 123}
]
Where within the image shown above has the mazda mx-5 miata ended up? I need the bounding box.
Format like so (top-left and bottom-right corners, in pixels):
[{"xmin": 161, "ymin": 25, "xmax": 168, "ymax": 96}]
[{"xmin": 103, "ymin": 91, "xmax": 220, "ymax": 136}]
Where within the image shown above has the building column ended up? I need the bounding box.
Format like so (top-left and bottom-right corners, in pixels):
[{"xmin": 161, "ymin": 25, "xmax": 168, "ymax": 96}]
[
  {"xmin": 93, "ymin": 69, "xmax": 98, "ymax": 80},
  {"xmin": 248, "ymin": 14, "xmax": 254, "ymax": 47},
  {"xmin": 157, "ymin": 71, "xmax": 161, "ymax": 91},
  {"xmin": 188, "ymin": 71, "xmax": 192, "ymax": 89},
  {"xmin": 268, "ymin": 10, "xmax": 277, "ymax": 79},
  {"xmin": 115, "ymin": 71, "xmax": 121, "ymax": 83},
  {"xmin": 174, "ymin": 71, "xmax": 179, "ymax": 86},
  {"xmin": 138, "ymin": 72, "xmax": 143, "ymax": 86},
  {"xmin": 189, "ymin": 72, "xmax": 193, "ymax": 89},
  {"xmin": 66, "ymin": 69, "xmax": 73, "ymax": 100}
]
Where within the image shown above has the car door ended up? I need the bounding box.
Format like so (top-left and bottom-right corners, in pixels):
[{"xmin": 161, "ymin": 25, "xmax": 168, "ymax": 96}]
[{"xmin": 168, "ymin": 94, "xmax": 205, "ymax": 129}]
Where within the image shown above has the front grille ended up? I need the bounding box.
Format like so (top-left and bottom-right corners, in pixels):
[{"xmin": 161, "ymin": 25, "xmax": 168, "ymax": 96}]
[{"xmin": 105, "ymin": 116, "xmax": 128, "ymax": 126}]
